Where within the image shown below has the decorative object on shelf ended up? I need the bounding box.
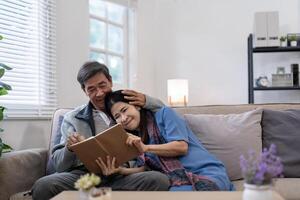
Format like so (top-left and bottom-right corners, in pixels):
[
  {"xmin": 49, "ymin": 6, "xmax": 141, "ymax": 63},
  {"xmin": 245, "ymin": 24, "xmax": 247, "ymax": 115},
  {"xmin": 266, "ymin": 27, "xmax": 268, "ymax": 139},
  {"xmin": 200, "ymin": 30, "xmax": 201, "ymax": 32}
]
[
  {"xmin": 167, "ymin": 79, "xmax": 188, "ymax": 107},
  {"xmin": 291, "ymin": 63, "xmax": 299, "ymax": 86},
  {"xmin": 240, "ymin": 144, "xmax": 283, "ymax": 200},
  {"xmin": 279, "ymin": 36, "xmax": 287, "ymax": 47},
  {"xmin": 276, "ymin": 67, "xmax": 285, "ymax": 74},
  {"xmin": 272, "ymin": 67, "xmax": 293, "ymax": 87},
  {"xmin": 253, "ymin": 11, "xmax": 279, "ymax": 47},
  {"xmin": 255, "ymin": 76, "xmax": 269, "ymax": 88},
  {"xmin": 74, "ymin": 173, "xmax": 101, "ymax": 200},
  {"xmin": 0, "ymin": 34, "xmax": 13, "ymax": 157},
  {"xmin": 89, "ymin": 187, "xmax": 112, "ymax": 200},
  {"xmin": 287, "ymin": 33, "xmax": 299, "ymax": 47}
]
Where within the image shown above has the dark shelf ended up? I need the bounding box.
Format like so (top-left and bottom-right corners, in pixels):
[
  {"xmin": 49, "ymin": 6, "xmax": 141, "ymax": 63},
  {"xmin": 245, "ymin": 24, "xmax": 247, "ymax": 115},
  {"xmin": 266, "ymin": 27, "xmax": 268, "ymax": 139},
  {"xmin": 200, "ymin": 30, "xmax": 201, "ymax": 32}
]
[
  {"xmin": 253, "ymin": 46, "xmax": 300, "ymax": 53},
  {"xmin": 248, "ymin": 34, "xmax": 300, "ymax": 103},
  {"xmin": 254, "ymin": 86, "xmax": 300, "ymax": 91}
]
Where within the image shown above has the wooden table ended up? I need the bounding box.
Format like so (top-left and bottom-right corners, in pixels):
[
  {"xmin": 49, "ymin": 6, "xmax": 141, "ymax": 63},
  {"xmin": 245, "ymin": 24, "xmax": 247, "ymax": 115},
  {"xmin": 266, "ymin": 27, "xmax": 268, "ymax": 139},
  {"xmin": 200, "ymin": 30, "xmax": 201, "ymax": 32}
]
[{"xmin": 51, "ymin": 191, "xmax": 285, "ymax": 200}]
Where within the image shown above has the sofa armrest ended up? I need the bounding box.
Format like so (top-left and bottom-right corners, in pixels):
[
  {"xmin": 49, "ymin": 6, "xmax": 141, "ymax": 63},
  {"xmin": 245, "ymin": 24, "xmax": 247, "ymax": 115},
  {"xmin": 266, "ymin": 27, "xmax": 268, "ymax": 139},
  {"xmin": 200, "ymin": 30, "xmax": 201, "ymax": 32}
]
[{"xmin": 0, "ymin": 148, "xmax": 48, "ymax": 200}]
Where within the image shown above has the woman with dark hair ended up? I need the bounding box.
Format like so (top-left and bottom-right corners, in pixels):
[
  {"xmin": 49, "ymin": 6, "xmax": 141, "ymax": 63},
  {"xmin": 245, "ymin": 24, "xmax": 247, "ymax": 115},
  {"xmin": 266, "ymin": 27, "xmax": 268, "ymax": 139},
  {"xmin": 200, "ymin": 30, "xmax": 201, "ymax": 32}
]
[{"xmin": 96, "ymin": 90, "xmax": 234, "ymax": 191}]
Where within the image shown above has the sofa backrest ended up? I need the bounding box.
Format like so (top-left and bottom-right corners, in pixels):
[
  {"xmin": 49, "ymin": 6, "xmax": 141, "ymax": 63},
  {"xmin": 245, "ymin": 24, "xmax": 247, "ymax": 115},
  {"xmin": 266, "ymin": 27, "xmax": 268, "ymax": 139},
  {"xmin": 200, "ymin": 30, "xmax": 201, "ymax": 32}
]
[
  {"xmin": 49, "ymin": 108, "xmax": 72, "ymax": 154},
  {"xmin": 172, "ymin": 103, "xmax": 300, "ymax": 115}
]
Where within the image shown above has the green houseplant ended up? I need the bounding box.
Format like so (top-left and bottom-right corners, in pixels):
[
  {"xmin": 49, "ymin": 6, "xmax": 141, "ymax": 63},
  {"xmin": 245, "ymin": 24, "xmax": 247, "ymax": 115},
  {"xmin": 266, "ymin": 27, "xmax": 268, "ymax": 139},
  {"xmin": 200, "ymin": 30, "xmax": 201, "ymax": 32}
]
[{"xmin": 0, "ymin": 34, "xmax": 13, "ymax": 157}]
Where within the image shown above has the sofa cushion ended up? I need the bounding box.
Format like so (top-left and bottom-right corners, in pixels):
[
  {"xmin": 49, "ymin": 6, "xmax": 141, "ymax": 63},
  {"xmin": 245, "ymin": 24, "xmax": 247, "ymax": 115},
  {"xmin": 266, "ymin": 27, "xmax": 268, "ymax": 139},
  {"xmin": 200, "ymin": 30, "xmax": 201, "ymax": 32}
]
[
  {"xmin": 184, "ymin": 109, "xmax": 263, "ymax": 181},
  {"xmin": 262, "ymin": 109, "xmax": 300, "ymax": 178}
]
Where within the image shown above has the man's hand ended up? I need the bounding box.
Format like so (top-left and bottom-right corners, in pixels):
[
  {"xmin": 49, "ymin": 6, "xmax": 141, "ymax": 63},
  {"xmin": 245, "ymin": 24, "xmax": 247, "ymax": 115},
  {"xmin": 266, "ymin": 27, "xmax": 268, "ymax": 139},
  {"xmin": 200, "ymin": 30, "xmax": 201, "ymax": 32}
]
[
  {"xmin": 66, "ymin": 133, "xmax": 85, "ymax": 151},
  {"xmin": 122, "ymin": 89, "xmax": 146, "ymax": 107}
]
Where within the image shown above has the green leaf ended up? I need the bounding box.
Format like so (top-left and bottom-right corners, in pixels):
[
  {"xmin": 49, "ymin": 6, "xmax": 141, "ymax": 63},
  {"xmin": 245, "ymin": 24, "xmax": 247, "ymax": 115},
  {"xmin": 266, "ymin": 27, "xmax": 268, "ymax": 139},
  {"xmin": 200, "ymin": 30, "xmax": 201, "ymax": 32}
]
[
  {"xmin": 0, "ymin": 81, "xmax": 12, "ymax": 90},
  {"xmin": 0, "ymin": 63, "xmax": 12, "ymax": 70},
  {"xmin": 0, "ymin": 87, "xmax": 8, "ymax": 96},
  {"xmin": 0, "ymin": 68, "xmax": 4, "ymax": 78},
  {"xmin": 2, "ymin": 143, "xmax": 13, "ymax": 153},
  {"xmin": 0, "ymin": 110, "xmax": 3, "ymax": 120},
  {"xmin": 0, "ymin": 35, "xmax": 3, "ymax": 40}
]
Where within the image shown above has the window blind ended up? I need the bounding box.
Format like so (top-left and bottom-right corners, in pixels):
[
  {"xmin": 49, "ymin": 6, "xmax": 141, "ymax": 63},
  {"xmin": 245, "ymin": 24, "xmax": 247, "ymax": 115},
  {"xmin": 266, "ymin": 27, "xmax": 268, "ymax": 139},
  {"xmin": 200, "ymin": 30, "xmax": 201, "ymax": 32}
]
[{"xmin": 0, "ymin": 0, "xmax": 57, "ymax": 119}]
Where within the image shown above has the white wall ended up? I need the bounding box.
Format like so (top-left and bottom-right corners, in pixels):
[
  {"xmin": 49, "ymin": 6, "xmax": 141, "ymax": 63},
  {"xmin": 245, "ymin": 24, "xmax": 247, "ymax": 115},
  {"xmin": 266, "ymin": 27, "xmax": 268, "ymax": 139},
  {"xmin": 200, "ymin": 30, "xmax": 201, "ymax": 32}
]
[
  {"xmin": 2, "ymin": 0, "xmax": 300, "ymax": 150},
  {"xmin": 1, "ymin": 0, "xmax": 90, "ymax": 151},
  {"xmin": 136, "ymin": 0, "xmax": 300, "ymax": 105}
]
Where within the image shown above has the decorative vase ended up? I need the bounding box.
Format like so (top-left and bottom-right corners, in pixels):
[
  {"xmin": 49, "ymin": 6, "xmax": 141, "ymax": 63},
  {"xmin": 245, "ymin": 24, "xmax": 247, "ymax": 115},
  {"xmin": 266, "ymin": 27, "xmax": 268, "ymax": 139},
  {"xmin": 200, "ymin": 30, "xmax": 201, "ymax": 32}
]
[
  {"xmin": 243, "ymin": 183, "xmax": 272, "ymax": 200},
  {"xmin": 89, "ymin": 187, "xmax": 112, "ymax": 200},
  {"xmin": 79, "ymin": 188, "xmax": 93, "ymax": 200},
  {"xmin": 280, "ymin": 41, "xmax": 287, "ymax": 47},
  {"xmin": 291, "ymin": 41, "xmax": 298, "ymax": 47}
]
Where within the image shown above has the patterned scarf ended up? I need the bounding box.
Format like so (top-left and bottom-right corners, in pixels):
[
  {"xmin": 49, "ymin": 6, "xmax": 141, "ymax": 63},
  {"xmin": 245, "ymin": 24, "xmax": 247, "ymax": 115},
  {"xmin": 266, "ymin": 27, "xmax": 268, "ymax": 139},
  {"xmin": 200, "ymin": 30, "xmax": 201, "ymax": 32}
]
[{"xmin": 142, "ymin": 111, "xmax": 219, "ymax": 191}]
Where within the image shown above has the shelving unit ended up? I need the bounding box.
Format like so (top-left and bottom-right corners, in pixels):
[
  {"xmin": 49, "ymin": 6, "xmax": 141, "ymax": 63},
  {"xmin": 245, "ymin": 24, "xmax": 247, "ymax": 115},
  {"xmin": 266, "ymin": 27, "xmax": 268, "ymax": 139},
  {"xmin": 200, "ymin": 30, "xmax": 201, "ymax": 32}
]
[{"xmin": 248, "ymin": 34, "xmax": 300, "ymax": 103}]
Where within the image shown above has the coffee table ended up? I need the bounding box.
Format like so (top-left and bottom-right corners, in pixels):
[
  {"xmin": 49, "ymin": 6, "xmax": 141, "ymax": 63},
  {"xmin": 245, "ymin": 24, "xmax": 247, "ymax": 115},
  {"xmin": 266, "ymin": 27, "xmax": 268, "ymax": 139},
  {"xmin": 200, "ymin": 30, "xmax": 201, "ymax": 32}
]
[{"xmin": 51, "ymin": 191, "xmax": 285, "ymax": 200}]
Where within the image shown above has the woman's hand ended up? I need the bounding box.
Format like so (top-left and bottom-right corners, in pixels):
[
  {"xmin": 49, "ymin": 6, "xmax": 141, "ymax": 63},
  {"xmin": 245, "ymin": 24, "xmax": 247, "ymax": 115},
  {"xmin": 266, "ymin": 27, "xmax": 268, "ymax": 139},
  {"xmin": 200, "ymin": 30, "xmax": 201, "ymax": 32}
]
[
  {"xmin": 126, "ymin": 133, "xmax": 148, "ymax": 153},
  {"xmin": 95, "ymin": 156, "xmax": 121, "ymax": 176}
]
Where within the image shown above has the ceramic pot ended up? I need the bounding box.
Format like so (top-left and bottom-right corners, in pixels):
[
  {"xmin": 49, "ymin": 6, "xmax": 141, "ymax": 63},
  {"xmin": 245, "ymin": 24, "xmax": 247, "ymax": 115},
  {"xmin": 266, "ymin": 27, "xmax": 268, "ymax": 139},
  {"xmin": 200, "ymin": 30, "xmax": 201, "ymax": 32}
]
[
  {"xmin": 243, "ymin": 183, "xmax": 272, "ymax": 200},
  {"xmin": 291, "ymin": 41, "xmax": 297, "ymax": 47},
  {"xmin": 79, "ymin": 188, "xmax": 92, "ymax": 200}
]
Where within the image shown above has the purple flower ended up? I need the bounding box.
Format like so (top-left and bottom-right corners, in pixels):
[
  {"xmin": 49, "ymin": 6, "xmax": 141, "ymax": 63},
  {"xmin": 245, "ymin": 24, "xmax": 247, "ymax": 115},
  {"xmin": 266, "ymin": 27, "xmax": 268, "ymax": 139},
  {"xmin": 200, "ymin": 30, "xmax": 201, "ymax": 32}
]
[{"xmin": 239, "ymin": 144, "xmax": 283, "ymax": 185}]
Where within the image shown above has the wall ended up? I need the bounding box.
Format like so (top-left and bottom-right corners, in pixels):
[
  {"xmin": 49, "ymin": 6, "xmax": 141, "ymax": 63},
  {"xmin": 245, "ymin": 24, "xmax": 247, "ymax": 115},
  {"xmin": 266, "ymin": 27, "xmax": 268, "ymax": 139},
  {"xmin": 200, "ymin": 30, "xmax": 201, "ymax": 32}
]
[
  {"xmin": 1, "ymin": 0, "xmax": 90, "ymax": 151},
  {"xmin": 2, "ymin": 0, "xmax": 300, "ymax": 150},
  {"xmin": 136, "ymin": 0, "xmax": 300, "ymax": 105}
]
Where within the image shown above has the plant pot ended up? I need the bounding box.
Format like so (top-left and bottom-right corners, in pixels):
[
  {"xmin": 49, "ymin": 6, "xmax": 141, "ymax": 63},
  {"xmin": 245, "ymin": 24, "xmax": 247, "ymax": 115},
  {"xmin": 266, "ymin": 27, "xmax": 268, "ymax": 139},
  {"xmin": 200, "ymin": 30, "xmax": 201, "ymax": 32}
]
[
  {"xmin": 291, "ymin": 41, "xmax": 298, "ymax": 47},
  {"xmin": 280, "ymin": 41, "xmax": 287, "ymax": 47},
  {"xmin": 79, "ymin": 188, "xmax": 93, "ymax": 200},
  {"xmin": 243, "ymin": 183, "xmax": 272, "ymax": 200}
]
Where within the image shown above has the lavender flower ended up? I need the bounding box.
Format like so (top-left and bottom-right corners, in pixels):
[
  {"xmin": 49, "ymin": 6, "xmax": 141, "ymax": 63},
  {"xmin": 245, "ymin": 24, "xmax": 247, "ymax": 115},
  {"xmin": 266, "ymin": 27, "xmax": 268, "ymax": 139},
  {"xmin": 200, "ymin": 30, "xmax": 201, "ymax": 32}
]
[{"xmin": 240, "ymin": 144, "xmax": 283, "ymax": 185}]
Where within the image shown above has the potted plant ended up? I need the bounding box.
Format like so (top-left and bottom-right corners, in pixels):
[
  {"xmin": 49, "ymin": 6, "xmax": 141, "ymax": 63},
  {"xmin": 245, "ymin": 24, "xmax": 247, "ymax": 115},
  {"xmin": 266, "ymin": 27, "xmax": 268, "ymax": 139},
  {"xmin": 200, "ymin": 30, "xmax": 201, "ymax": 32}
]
[
  {"xmin": 289, "ymin": 34, "xmax": 298, "ymax": 47},
  {"xmin": 0, "ymin": 34, "xmax": 13, "ymax": 157},
  {"xmin": 240, "ymin": 144, "xmax": 283, "ymax": 200},
  {"xmin": 74, "ymin": 173, "xmax": 101, "ymax": 200},
  {"xmin": 279, "ymin": 36, "xmax": 287, "ymax": 47}
]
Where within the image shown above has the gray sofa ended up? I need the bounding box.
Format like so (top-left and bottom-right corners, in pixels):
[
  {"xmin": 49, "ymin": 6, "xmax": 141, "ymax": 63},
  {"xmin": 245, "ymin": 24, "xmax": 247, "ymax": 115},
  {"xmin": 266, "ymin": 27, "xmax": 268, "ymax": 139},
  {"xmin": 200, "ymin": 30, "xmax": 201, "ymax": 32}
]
[{"xmin": 1, "ymin": 104, "xmax": 300, "ymax": 200}]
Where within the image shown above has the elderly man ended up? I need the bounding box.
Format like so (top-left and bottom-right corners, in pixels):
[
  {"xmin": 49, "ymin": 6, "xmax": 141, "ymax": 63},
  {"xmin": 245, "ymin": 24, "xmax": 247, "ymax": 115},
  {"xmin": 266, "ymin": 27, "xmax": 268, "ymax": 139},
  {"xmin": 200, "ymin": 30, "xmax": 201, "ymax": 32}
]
[{"xmin": 32, "ymin": 61, "xmax": 170, "ymax": 200}]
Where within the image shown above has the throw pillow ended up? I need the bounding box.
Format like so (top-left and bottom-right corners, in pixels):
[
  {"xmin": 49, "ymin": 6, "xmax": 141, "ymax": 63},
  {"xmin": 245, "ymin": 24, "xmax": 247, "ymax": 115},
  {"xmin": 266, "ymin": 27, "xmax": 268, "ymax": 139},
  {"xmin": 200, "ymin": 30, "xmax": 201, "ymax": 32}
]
[
  {"xmin": 262, "ymin": 109, "xmax": 300, "ymax": 178},
  {"xmin": 184, "ymin": 109, "xmax": 263, "ymax": 181}
]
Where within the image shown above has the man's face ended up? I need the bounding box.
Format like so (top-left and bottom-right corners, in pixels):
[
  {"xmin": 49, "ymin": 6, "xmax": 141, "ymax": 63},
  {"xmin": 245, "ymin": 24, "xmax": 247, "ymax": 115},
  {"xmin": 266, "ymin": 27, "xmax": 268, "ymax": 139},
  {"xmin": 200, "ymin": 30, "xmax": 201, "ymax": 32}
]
[{"xmin": 84, "ymin": 72, "xmax": 112, "ymax": 110}]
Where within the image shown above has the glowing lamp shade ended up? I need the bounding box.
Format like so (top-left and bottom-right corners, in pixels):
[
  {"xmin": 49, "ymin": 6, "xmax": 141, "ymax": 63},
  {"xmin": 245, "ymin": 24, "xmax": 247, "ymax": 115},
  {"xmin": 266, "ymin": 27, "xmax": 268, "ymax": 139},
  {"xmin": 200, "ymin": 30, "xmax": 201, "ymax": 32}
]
[{"xmin": 167, "ymin": 79, "xmax": 188, "ymax": 107}]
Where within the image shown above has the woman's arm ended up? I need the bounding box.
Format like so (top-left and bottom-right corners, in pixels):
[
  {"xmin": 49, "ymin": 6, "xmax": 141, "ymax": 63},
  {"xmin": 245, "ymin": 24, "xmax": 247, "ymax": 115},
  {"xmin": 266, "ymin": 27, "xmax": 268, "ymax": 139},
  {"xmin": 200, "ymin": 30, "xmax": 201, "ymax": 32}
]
[
  {"xmin": 127, "ymin": 134, "xmax": 188, "ymax": 157},
  {"xmin": 146, "ymin": 141, "xmax": 188, "ymax": 157}
]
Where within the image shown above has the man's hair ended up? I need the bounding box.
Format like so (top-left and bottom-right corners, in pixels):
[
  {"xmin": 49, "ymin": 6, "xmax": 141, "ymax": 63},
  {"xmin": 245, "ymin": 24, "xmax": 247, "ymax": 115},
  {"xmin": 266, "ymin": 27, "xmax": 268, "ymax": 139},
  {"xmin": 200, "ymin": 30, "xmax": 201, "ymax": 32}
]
[{"xmin": 77, "ymin": 61, "xmax": 112, "ymax": 90}]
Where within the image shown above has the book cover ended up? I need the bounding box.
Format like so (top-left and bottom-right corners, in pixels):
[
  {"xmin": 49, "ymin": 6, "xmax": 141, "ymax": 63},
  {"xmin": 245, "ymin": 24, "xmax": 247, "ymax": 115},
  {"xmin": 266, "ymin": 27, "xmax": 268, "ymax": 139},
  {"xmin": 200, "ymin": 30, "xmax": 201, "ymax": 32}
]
[{"xmin": 70, "ymin": 124, "xmax": 140, "ymax": 174}]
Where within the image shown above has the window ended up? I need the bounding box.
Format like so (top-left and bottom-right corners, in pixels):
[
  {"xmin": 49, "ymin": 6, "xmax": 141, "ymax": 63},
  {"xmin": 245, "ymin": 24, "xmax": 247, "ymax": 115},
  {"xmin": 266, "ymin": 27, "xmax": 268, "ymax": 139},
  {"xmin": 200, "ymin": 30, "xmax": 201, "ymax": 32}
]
[
  {"xmin": 89, "ymin": 0, "xmax": 132, "ymax": 88},
  {"xmin": 0, "ymin": 0, "xmax": 56, "ymax": 118}
]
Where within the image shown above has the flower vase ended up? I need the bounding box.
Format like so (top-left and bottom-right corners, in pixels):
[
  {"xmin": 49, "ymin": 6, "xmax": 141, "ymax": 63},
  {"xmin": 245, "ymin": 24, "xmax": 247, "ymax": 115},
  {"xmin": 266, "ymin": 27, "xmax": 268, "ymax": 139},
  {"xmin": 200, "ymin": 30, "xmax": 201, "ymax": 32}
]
[
  {"xmin": 243, "ymin": 183, "xmax": 272, "ymax": 200},
  {"xmin": 79, "ymin": 188, "xmax": 93, "ymax": 200}
]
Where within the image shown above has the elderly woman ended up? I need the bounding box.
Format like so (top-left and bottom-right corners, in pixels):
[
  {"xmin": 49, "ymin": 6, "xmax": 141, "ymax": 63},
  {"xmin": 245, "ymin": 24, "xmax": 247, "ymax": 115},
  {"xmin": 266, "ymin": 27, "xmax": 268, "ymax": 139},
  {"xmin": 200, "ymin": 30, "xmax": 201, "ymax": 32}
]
[{"xmin": 96, "ymin": 90, "xmax": 234, "ymax": 191}]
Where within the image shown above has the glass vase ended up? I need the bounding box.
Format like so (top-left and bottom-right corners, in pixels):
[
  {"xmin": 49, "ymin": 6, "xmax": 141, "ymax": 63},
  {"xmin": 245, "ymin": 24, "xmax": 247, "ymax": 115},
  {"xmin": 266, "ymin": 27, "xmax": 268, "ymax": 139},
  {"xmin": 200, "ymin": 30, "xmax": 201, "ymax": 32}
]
[
  {"xmin": 79, "ymin": 188, "xmax": 93, "ymax": 200},
  {"xmin": 243, "ymin": 183, "xmax": 272, "ymax": 200}
]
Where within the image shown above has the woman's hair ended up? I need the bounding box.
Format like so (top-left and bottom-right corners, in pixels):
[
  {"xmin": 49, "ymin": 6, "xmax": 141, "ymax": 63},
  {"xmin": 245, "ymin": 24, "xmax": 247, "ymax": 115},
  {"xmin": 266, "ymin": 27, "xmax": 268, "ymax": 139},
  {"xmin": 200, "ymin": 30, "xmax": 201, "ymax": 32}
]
[{"xmin": 105, "ymin": 90, "xmax": 149, "ymax": 143}]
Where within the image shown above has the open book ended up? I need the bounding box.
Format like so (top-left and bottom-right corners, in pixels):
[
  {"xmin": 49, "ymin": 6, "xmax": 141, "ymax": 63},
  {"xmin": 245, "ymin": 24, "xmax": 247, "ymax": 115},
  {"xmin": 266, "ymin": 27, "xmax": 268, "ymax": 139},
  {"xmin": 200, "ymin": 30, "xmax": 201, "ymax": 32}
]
[{"xmin": 70, "ymin": 124, "xmax": 140, "ymax": 174}]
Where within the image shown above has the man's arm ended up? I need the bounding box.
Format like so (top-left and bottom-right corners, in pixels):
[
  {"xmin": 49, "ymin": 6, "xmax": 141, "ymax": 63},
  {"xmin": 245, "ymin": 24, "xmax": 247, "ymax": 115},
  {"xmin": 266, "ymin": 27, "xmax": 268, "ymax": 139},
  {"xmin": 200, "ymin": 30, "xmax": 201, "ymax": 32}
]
[
  {"xmin": 122, "ymin": 89, "xmax": 164, "ymax": 112},
  {"xmin": 51, "ymin": 117, "xmax": 79, "ymax": 172}
]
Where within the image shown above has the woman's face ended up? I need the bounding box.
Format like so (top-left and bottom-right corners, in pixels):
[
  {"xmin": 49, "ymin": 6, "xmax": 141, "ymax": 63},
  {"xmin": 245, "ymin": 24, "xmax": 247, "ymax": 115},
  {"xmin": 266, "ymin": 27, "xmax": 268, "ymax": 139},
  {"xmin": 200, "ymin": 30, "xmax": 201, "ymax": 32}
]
[{"xmin": 110, "ymin": 101, "xmax": 141, "ymax": 130}]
